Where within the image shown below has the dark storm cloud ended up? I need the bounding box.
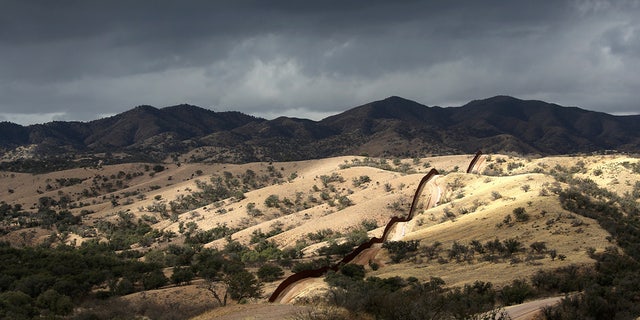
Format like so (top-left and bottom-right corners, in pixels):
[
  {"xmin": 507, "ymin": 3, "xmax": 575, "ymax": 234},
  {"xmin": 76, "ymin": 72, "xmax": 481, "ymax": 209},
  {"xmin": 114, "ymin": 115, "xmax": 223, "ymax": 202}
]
[{"xmin": 0, "ymin": 0, "xmax": 638, "ymax": 124}]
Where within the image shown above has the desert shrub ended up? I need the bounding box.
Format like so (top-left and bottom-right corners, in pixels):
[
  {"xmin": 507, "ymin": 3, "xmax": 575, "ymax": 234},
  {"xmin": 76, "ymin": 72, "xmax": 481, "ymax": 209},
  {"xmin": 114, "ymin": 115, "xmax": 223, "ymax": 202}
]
[
  {"xmin": 246, "ymin": 202, "xmax": 262, "ymax": 217},
  {"xmin": 483, "ymin": 163, "xmax": 504, "ymax": 176},
  {"xmin": 448, "ymin": 241, "xmax": 472, "ymax": 263},
  {"xmin": 503, "ymin": 238, "xmax": 524, "ymax": 256},
  {"xmin": 531, "ymin": 265, "xmax": 592, "ymax": 294},
  {"xmin": 250, "ymin": 229, "xmax": 268, "ymax": 244},
  {"xmin": 185, "ymin": 224, "xmax": 236, "ymax": 245},
  {"xmin": 336, "ymin": 195, "xmax": 353, "ymax": 210},
  {"xmin": 383, "ymin": 240, "xmax": 420, "ymax": 263},
  {"xmin": 529, "ymin": 241, "xmax": 547, "ymax": 254},
  {"xmin": 319, "ymin": 173, "xmax": 345, "ymax": 187},
  {"xmin": 507, "ymin": 161, "xmax": 524, "ymax": 171},
  {"xmin": 513, "ymin": 207, "xmax": 529, "ymax": 222},
  {"xmin": 339, "ymin": 264, "xmax": 365, "ymax": 281},
  {"xmin": 448, "ymin": 177, "xmax": 465, "ymax": 190},
  {"xmin": 352, "ymin": 175, "xmax": 371, "ymax": 187},
  {"xmin": 345, "ymin": 228, "xmax": 369, "ymax": 246},
  {"xmin": 484, "ymin": 238, "xmax": 506, "ymax": 254},
  {"xmin": 291, "ymin": 259, "xmax": 330, "ymax": 273},
  {"xmin": 308, "ymin": 229, "xmax": 336, "ymax": 242},
  {"xmin": 442, "ymin": 207, "xmax": 456, "ymax": 221},
  {"xmin": 502, "ymin": 214, "xmax": 513, "ymax": 226},
  {"xmin": 281, "ymin": 241, "xmax": 306, "ymax": 261},
  {"xmin": 318, "ymin": 241, "xmax": 353, "ymax": 257},
  {"xmin": 470, "ymin": 239, "xmax": 485, "ymax": 254},
  {"xmin": 388, "ymin": 200, "xmax": 406, "ymax": 212},
  {"xmin": 422, "ymin": 241, "xmax": 443, "ymax": 260},
  {"xmin": 360, "ymin": 219, "xmax": 378, "ymax": 231},
  {"xmin": 264, "ymin": 195, "xmax": 280, "ymax": 208},
  {"xmin": 322, "ymin": 274, "xmax": 508, "ymax": 320},
  {"xmin": 446, "ymin": 281, "xmax": 497, "ymax": 318}
]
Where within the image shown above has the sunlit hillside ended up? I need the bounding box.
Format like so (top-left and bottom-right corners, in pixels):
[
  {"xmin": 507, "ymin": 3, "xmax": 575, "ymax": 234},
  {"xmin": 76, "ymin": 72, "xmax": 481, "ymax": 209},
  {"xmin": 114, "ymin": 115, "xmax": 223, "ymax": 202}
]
[{"xmin": 1, "ymin": 153, "xmax": 638, "ymax": 319}]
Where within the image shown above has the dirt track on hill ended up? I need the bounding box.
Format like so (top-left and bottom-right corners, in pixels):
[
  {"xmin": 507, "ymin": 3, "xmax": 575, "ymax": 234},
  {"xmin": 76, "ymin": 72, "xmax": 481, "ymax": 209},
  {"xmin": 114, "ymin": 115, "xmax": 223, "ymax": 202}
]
[
  {"xmin": 195, "ymin": 303, "xmax": 310, "ymax": 320},
  {"xmin": 269, "ymin": 152, "xmax": 484, "ymax": 303},
  {"xmin": 269, "ymin": 169, "xmax": 440, "ymax": 303},
  {"xmin": 505, "ymin": 296, "xmax": 564, "ymax": 319}
]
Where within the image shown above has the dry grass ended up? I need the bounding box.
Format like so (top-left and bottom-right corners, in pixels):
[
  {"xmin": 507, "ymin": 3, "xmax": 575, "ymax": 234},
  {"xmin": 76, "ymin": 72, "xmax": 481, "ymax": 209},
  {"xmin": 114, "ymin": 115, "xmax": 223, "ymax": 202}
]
[{"xmin": 1, "ymin": 153, "xmax": 637, "ymax": 319}]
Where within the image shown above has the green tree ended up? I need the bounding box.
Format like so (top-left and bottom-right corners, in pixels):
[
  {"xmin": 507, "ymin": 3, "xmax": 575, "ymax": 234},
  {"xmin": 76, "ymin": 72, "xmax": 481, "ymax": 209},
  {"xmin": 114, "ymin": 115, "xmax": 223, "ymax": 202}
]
[
  {"xmin": 226, "ymin": 270, "xmax": 263, "ymax": 302},
  {"xmin": 500, "ymin": 279, "xmax": 533, "ymax": 305},
  {"xmin": 257, "ymin": 264, "xmax": 284, "ymax": 282},
  {"xmin": 113, "ymin": 278, "xmax": 135, "ymax": 295},
  {"xmin": 0, "ymin": 291, "xmax": 36, "ymax": 319},
  {"xmin": 340, "ymin": 264, "xmax": 365, "ymax": 280},
  {"xmin": 171, "ymin": 266, "xmax": 195, "ymax": 286},
  {"xmin": 36, "ymin": 289, "xmax": 73, "ymax": 316},
  {"xmin": 143, "ymin": 269, "xmax": 169, "ymax": 290}
]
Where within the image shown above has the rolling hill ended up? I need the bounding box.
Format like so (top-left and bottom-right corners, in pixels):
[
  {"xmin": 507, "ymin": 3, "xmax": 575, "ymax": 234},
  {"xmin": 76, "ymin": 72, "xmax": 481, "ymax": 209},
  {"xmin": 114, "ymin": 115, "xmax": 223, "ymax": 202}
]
[
  {"xmin": 1, "ymin": 95, "xmax": 640, "ymax": 319},
  {"xmin": 1, "ymin": 152, "xmax": 639, "ymax": 319}
]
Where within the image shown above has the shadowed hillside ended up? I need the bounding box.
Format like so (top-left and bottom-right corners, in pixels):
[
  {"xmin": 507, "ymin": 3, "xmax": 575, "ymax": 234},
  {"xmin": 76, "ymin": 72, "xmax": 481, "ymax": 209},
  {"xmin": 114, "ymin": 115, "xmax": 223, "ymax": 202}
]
[{"xmin": 1, "ymin": 96, "xmax": 639, "ymax": 169}]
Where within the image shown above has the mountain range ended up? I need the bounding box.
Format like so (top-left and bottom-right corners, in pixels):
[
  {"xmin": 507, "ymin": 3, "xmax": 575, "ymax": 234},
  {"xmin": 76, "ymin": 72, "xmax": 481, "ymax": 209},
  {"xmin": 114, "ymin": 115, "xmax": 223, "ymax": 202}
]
[{"xmin": 1, "ymin": 95, "xmax": 639, "ymax": 164}]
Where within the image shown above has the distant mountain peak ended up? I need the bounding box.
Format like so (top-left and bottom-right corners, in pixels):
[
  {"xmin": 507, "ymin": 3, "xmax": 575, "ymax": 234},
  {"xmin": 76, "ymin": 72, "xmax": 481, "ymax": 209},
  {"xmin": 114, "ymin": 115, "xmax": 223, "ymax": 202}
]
[
  {"xmin": 1, "ymin": 96, "xmax": 639, "ymax": 165},
  {"xmin": 133, "ymin": 105, "xmax": 158, "ymax": 112},
  {"xmin": 467, "ymin": 95, "xmax": 523, "ymax": 105},
  {"xmin": 381, "ymin": 95, "xmax": 417, "ymax": 103},
  {"xmin": 162, "ymin": 104, "xmax": 207, "ymax": 111}
]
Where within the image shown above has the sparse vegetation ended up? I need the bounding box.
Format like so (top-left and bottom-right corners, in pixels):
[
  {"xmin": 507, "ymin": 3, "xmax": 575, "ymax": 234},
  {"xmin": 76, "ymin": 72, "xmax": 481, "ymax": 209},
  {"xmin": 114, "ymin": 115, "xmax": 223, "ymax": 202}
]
[
  {"xmin": 512, "ymin": 207, "xmax": 529, "ymax": 222},
  {"xmin": 319, "ymin": 272, "xmax": 510, "ymax": 319},
  {"xmin": 352, "ymin": 175, "xmax": 371, "ymax": 187},
  {"xmin": 1, "ymin": 153, "xmax": 639, "ymax": 319},
  {"xmin": 383, "ymin": 240, "xmax": 420, "ymax": 263}
]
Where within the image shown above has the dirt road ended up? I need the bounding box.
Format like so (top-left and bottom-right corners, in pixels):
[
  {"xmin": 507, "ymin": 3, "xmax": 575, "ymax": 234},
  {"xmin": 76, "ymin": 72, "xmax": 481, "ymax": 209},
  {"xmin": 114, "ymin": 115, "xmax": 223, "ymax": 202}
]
[
  {"xmin": 390, "ymin": 176, "xmax": 440, "ymax": 241},
  {"xmin": 194, "ymin": 303, "xmax": 309, "ymax": 320},
  {"xmin": 505, "ymin": 296, "xmax": 563, "ymax": 320}
]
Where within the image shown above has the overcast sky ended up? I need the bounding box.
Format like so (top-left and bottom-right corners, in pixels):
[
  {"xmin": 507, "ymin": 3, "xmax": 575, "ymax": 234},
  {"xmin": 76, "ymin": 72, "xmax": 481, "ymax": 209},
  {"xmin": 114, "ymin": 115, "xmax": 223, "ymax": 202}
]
[{"xmin": 1, "ymin": 0, "xmax": 638, "ymax": 125}]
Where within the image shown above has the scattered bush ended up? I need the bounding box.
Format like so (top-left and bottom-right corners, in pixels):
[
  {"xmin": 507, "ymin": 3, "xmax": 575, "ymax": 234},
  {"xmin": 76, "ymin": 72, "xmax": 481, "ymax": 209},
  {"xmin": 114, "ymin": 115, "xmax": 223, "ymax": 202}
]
[
  {"xmin": 513, "ymin": 207, "xmax": 529, "ymax": 222},
  {"xmin": 264, "ymin": 195, "xmax": 280, "ymax": 208},
  {"xmin": 383, "ymin": 240, "xmax": 420, "ymax": 263},
  {"xmin": 360, "ymin": 219, "xmax": 378, "ymax": 231},
  {"xmin": 352, "ymin": 175, "xmax": 371, "ymax": 187}
]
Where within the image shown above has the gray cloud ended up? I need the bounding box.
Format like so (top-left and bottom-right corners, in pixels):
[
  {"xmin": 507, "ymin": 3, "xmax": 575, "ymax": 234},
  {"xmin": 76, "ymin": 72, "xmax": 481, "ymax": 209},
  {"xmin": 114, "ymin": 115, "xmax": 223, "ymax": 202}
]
[{"xmin": 0, "ymin": 0, "xmax": 638, "ymax": 125}]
